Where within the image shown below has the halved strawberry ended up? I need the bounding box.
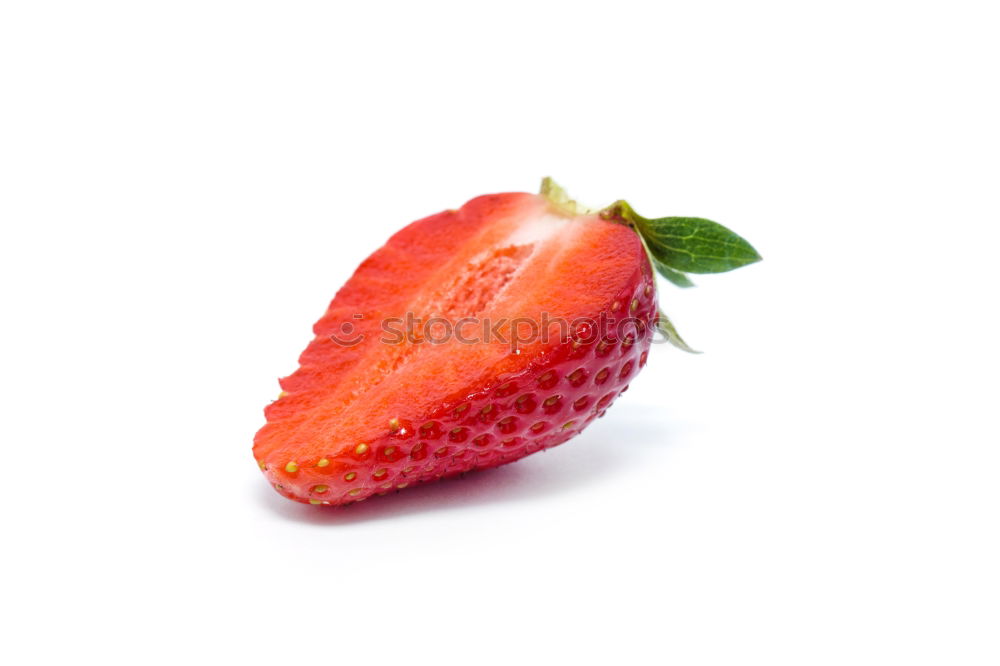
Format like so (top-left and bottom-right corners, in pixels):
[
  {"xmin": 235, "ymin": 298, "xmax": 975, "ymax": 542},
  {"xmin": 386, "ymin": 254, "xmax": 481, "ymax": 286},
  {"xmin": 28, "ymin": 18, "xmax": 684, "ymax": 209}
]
[{"xmin": 253, "ymin": 179, "xmax": 759, "ymax": 506}]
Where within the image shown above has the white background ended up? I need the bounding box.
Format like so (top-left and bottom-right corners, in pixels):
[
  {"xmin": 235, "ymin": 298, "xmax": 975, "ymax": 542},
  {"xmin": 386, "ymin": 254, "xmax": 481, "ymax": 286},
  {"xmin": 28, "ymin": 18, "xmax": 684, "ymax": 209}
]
[{"xmin": 2, "ymin": 1, "xmax": 998, "ymax": 664}]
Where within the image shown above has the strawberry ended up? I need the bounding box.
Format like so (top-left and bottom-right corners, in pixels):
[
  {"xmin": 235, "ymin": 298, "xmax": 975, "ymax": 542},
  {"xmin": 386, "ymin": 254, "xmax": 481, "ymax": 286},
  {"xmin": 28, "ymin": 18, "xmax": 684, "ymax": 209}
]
[{"xmin": 253, "ymin": 179, "xmax": 759, "ymax": 506}]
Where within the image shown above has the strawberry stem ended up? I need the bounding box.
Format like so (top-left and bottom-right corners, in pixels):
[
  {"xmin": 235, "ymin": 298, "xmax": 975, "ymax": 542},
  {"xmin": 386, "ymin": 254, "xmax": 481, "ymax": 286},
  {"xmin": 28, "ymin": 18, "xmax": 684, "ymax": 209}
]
[
  {"xmin": 539, "ymin": 177, "xmax": 594, "ymax": 217},
  {"xmin": 540, "ymin": 178, "xmax": 761, "ymax": 354}
]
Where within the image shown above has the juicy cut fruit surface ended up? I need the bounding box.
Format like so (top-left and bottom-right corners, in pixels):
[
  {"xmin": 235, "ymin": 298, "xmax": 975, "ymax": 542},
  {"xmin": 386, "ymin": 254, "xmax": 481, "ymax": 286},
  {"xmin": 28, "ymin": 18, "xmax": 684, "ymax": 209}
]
[{"xmin": 254, "ymin": 190, "xmax": 656, "ymax": 505}]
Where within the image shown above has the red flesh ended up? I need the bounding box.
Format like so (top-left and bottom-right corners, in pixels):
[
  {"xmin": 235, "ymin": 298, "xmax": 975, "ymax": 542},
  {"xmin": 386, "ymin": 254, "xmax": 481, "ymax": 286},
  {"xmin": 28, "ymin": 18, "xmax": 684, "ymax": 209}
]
[{"xmin": 253, "ymin": 192, "xmax": 655, "ymax": 505}]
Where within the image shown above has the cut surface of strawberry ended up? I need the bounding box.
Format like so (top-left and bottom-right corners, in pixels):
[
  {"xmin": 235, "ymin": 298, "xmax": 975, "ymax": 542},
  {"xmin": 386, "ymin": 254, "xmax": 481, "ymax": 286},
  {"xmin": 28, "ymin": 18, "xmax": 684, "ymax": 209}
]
[{"xmin": 253, "ymin": 179, "xmax": 760, "ymax": 506}]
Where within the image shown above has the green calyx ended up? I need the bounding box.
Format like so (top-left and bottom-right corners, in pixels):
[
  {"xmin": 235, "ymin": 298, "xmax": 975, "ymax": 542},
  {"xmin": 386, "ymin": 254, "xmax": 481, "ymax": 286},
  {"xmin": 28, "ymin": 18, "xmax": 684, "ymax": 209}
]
[
  {"xmin": 540, "ymin": 178, "xmax": 762, "ymax": 353},
  {"xmin": 539, "ymin": 177, "xmax": 594, "ymax": 217},
  {"xmin": 598, "ymin": 199, "xmax": 762, "ymax": 278}
]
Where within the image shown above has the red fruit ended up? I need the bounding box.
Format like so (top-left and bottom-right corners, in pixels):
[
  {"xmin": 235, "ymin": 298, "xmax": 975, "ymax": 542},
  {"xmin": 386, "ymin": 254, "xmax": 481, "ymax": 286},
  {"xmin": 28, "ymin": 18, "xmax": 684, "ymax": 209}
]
[{"xmin": 253, "ymin": 179, "xmax": 760, "ymax": 506}]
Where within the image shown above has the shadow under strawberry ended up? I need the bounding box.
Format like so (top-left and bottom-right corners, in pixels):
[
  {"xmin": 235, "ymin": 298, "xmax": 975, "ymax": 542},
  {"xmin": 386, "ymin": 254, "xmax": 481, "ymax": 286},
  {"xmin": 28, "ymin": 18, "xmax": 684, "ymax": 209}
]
[{"xmin": 254, "ymin": 403, "xmax": 683, "ymax": 525}]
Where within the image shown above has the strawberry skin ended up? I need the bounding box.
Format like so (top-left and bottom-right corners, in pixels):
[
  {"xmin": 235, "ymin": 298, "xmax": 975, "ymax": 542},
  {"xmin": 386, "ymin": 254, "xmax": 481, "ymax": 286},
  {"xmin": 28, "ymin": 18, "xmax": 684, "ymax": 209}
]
[{"xmin": 254, "ymin": 189, "xmax": 655, "ymax": 505}]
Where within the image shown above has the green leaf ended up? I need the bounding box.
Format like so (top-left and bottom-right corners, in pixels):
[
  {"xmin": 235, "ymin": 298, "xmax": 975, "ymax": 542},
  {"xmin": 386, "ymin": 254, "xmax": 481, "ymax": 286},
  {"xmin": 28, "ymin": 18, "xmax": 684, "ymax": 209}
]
[
  {"xmin": 593, "ymin": 191, "xmax": 761, "ymax": 354},
  {"xmin": 636, "ymin": 216, "xmax": 761, "ymax": 274},
  {"xmin": 656, "ymin": 310, "xmax": 701, "ymax": 354},
  {"xmin": 649, "ymin": 255, "xmax": 696, "ymax": 288}
]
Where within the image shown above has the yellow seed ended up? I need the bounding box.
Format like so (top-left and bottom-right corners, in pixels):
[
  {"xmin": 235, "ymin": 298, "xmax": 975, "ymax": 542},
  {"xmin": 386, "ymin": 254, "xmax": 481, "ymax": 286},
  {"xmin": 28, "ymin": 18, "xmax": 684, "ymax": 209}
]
[
  {"xmin": 389, "ymin": 417, "xmax": 401, "ymax": 431},
  {"xmin": 344, "ymin": 472, "xmax": 357, "ymax": 482},
  {"xmin": 630, "ymin": 299, "xmax": 638, "ymax": 312},
  {"xmin": 313, "ymin": 485, "xmax": 329, "ymax": 493},
  {"xmin": 403, "ymin": 466, "xmax": 415, "ymax": 474},
  {"xmin": 317, "ymin": 458, "xmax": 330, "ymax": 467},
  {"xmin": 355, "ymin": 443, "xmax": 369, "ymax": 456},
  {"xmin": 257, "ymin": 460, "xmax": 266, "ymax": 470},
  {"xmin": 644, "ymin": 284, "xmax": 652, "ymax": 296},
  {"xmin": 612, "ymin": 300, "xmax": 621, "ymax": 311},
  {"xmin": 562, "ymin": 421, "xmax": 576, "ymax": 429},
  {"xmin": 384, "ymin": 446, "xmax": 396, "ymax": 457},
  {"xmin": 397, "ymin": 482, "xmax": 409, "ymax": 489},
  {"xmin": 285, "ymin": 461, "xmax": 299, "ymax": 473},
  {"xmin": 348, "ymin": 488, "xmax": 362, "ymax": 496},
  {"xmin": 278, "ymin": 391, "xmax": 289, "ymax": 398},
  {"xmin": 309, "ymin": 499, "xmax": 322, "ymax": 505},
  {"xmin": 374, "ymin": 468, "xmax": 387, "ymax": 478}
]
